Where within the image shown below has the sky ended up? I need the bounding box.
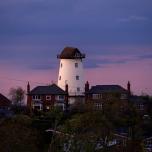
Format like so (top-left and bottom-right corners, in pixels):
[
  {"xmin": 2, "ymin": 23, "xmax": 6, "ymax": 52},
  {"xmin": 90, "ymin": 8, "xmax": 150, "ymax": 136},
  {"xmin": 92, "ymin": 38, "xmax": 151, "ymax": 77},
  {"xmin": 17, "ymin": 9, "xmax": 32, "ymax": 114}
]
[{"xmin": 0, "ymin": 0, "xmax": 152, "ymax": 96}]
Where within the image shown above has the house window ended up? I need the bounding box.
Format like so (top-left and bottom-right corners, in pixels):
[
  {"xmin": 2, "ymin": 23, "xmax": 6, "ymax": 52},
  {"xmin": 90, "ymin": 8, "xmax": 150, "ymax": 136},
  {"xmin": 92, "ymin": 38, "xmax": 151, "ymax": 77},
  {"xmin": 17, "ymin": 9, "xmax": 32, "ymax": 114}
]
[
  {"xmin": 139, "ymin": 104, "xmax": 144, "ymax": 110},
  {"xmin": 76, "ymin": 75, "xmax": 79, "ymax": 80},
  {"xmin": 75, "ymin": 63, "xmax": 78, "ymax": 68},
  {"xmin": 56, "ymin": 95, "xmax": 65, "ymax": 101},
  {"xmin": 46, "ymin": 106, "xmax": 50, "ymax": 110},
  {"xmin": 120, "ymin": 94, "xmax": 127, "ymax": 99},
  {"xmin": 59, "ymin": 76, "xmax": 61, "ymax": 80},
  {"xmin": 46, "ymin": 96, "xmax": 51, "ymax": 100},
  {"xmin": 92, "ymin": 94, "xmax": 102, "ymax": 99},
  {"xmin": 32, "ymin": 95, "xmax": 41, "ymax": 100},
  {"xmin": 77, "ymin": 87, "xmax": 80, "ymax": 92},
  {"xmin": 94, "ymin": 103, "xmax": 102, "ymax": 110},
  {"xmin": 146, "ymin": 140, "xmax": 152, "ymax": 146},
  {"xmin": 32, "ymin": 100, "xmax": 42, "ymax": 110}
]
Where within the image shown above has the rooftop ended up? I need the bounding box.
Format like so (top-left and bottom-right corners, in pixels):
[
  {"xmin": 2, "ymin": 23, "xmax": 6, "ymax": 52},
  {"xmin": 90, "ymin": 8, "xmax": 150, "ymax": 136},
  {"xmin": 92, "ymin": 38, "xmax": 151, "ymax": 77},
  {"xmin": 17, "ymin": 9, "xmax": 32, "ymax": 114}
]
[
  {"xmin": 29, "ymin": 84, "xmax": 67, "ymax": 95},
  {"xmin": 0, "ymin": 93, "xmax": 11, "ymax": 106},
  {"xmin": 57, "ymin": 47, "xmax": 85, "ymax": 59},
  {"xmin": 87, "ymin": 85, "xmax": 128, "ymax": 94}
]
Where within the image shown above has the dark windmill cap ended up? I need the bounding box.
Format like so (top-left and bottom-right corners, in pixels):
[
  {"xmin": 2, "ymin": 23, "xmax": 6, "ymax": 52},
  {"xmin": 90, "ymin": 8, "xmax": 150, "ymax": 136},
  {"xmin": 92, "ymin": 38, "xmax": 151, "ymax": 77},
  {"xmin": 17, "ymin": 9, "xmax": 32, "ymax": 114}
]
[{"xmin": 57, "ymin": 47, "xmax": 85, "ymax": 59}]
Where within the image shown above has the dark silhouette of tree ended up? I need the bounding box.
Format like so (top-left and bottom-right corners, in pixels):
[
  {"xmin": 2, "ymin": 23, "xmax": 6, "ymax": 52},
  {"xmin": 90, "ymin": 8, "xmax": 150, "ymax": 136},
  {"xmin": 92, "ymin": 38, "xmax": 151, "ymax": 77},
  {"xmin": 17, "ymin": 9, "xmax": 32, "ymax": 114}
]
[
  {"xmin": 9, "ymin": 87, "xmax": 25, "ymax": 105},
  {"xmin": 0, "ymin": 115, "xmax": 46, "ymax": 152}
]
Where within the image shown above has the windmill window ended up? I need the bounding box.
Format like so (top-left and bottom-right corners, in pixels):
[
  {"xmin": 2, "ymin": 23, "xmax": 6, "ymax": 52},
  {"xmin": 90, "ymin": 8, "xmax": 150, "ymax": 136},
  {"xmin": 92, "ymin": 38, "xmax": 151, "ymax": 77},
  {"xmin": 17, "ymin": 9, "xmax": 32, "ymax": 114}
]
[
  {"xmin": 77, "ymin": 87, "xmax": 80, "ymax": 92},
  {"xmin": 75, "ymin": 63, "xmax": 78, "ymax": 68},
  {"xmin": 61, "ymin": 63, "xmax": 62, "ymax": 68},
  {"xmin": 76, "ymin": 75, "xmax": 79, "ymax": 80},
  {"xmin": 59, "ymin": 76, "xmax": 61, "ymax": 80}
]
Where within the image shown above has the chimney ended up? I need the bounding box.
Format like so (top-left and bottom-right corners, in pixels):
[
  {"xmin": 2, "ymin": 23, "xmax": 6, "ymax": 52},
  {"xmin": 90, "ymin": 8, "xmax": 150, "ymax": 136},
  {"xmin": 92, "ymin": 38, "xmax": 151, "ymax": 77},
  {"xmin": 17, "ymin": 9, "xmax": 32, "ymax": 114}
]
[
  {"xmin": 27, "ymin": 82, "xmax": 30, "ymax": 94},
  {"xmin": 127, "ymin": 81, "xmax": 131, "ymax": 96},
  {"xmin": 85, "ymin": 81, "xmax": 89, "ymax": 93},
  {"xmin": 27, "ymin": 82, "xmax": 32, "ymax": 111}
]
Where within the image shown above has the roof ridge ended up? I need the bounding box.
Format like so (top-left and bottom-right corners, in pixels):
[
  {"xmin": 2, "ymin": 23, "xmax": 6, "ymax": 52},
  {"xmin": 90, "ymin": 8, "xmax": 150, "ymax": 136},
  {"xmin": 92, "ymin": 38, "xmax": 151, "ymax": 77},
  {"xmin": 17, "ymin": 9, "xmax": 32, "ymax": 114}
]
[{"xmin": 29, "ymin": 84, "xmax": 67, "ymax": 95}]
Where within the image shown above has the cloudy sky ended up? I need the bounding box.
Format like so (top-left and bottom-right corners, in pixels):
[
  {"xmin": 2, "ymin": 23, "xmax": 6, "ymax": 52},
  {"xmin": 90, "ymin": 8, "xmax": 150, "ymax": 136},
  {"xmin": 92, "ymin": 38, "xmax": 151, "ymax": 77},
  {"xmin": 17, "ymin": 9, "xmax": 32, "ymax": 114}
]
[{"xmin": 0, "ymin": 0, "xmax": 152, "ymax": 96}]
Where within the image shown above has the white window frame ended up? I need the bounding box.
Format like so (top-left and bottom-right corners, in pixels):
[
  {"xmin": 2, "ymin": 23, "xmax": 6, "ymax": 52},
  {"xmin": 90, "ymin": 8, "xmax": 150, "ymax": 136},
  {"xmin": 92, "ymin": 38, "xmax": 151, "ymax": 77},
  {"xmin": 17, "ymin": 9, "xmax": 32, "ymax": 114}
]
[
  {"xmin": 139, "ymin": 104, "xmax": 144, "ymax": 110},
  {"xmin": 32, "ymin": 95, "xmax": 41, "ymax": 100},
  {"xmin": 59, "ymin": 95, "xmax": 65, "ymax": 100},
  {"xmin": 56, "ymin": 95, "xmax": 65, "ymax": 101},
  {"xmin": 32, "ymin": 101, "xmax": 42, "ymax": 110},
  {"xmin": 95, "ymin": 103, "xmax": 102, "ymax": 110},
  {"xmin": 46, "ymin": 106, "xmax": 50, "ymax": 110}
]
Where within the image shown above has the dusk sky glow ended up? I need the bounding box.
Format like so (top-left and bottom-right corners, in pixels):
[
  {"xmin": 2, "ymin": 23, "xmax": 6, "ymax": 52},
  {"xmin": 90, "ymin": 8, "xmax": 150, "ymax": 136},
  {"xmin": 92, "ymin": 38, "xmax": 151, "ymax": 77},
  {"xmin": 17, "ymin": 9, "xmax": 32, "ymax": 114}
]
[{"xmin": 0, "ymin": 0, "xmax": 152, "ymax": 96}]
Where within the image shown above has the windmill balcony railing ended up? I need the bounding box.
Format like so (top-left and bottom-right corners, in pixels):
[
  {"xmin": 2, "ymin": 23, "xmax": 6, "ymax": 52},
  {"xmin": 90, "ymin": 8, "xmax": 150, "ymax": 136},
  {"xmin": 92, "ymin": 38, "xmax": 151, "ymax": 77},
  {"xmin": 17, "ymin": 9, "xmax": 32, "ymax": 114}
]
[{"xmin": 57, "ymin": 54, "xmax": 85, "ymax": 59}]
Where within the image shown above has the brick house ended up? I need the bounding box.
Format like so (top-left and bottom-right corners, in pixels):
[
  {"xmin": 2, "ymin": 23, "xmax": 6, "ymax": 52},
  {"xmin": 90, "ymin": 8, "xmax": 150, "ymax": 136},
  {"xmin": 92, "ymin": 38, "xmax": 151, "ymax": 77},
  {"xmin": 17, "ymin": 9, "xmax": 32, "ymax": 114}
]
[
  {"xmin": 0, "ymin": 93, "xmax": 11, "ymax": 109},
  {"xmin": 85, "ymin": 81, "xmax": 130, "ymax": 110},
  {"xmin": 27, "ymin": 80, "xmax": 149, "ymax": 113},
  {"xmin": 129, "ymin": 95, "xmax": 149, "ymax": 115},
  {"xmin": 27, "ymin": 83, "xmax": 68, "ymax": 111}
]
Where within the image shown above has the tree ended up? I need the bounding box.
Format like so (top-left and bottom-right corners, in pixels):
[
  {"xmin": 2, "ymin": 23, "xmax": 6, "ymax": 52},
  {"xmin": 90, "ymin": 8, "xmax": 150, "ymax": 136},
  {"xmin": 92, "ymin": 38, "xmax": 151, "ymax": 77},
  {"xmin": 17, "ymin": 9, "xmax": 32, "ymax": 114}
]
[
  {"xmin": 9, "ymin": 87, "xmax": 25, "ymax": 105},
  {"xmin": 58, "ymin": 111, "xmax": 114, "ymax": 152},
  {"xmin": 0, "ymin": 115, "xmax": 46, "ymax": 152}
]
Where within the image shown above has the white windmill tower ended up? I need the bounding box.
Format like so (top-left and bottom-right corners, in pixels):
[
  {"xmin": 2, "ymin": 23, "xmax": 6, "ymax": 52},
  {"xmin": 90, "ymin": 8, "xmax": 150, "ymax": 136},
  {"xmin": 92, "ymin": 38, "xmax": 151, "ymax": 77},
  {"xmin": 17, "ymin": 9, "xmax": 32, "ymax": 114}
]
[{"xmin": 57, "ymin": 47, "xmax": 85, "ymax": 104}]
